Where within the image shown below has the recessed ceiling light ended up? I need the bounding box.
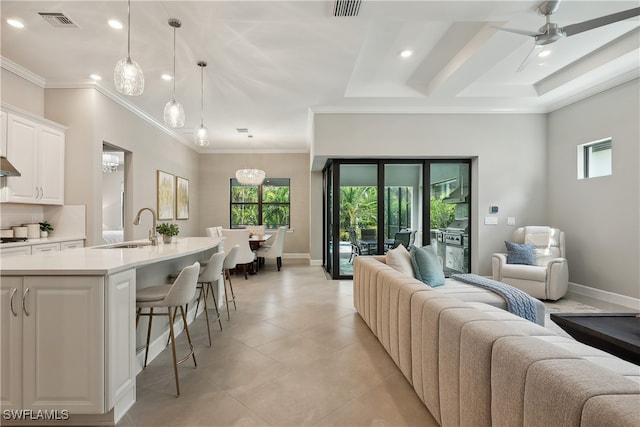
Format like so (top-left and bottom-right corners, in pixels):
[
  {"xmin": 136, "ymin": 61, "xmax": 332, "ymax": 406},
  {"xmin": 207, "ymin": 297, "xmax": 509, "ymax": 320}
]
[
  {"xmin": 400, "ymin": 49, "xmax": 413, "ymax": 58},
  {"xmin": 7, "ymin": 18, "xmax": 24, "ymax": 28},
  {"xmin": 90, "ymin": 74, "xmax": 102, "ymax": 81},
  {"xmin": 161, "ymin": 74, "xmax": 173, "ymax": 81},
  {"xmin": 108, "ymin": 19, "xmax": 123, "ymax": 30},
  {"xmin": 538, "ymin": 50, "xmax": 551, "ymax": 58}
]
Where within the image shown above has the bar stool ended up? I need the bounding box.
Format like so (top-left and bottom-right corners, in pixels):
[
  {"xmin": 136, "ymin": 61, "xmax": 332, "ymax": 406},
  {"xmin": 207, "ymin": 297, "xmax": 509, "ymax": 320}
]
[
  {"xmin": 194, "ymin": 251, "xmax": 225, "ymax": 346},
  {"xmin": 136, "ymin": 262, "xmax": 200, "ymax": 396},
  {"xmin": 222, "ymin": 245, "xmax": 240, "ymax": 320}
]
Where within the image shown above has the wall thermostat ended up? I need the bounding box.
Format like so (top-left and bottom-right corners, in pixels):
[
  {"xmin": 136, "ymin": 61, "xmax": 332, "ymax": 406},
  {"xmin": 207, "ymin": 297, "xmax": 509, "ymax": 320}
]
[{"xmin": 490, "ymin": 206, "xmax": 499, "ymax": 214}]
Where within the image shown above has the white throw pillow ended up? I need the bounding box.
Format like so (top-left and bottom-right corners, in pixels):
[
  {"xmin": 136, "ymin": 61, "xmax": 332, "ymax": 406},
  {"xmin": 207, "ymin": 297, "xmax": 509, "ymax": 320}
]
[{"xmin": 386, "ymin": 244, "xmax": 414, "ymax": 277}]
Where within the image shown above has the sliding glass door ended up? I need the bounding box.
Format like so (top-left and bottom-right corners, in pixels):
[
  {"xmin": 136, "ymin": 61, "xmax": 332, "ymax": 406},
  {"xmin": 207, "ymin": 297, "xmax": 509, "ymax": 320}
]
[{"xmin": 323, "ymin": 159, "xmax": 471, "ymax": 279}]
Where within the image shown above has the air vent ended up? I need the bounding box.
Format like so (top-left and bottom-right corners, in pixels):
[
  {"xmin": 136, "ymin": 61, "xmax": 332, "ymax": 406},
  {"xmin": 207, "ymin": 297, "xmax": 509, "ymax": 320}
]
[
  {"xmin": 333, "ymin": 0, "xmax": 361, "ymax": 17},
  {"xmin": 38, "ymin": 12, "xmax": 79, "ymax": 28},
  {"xmin": 236, "ymin": 128, "xmax": 249, "ymax": 133}
]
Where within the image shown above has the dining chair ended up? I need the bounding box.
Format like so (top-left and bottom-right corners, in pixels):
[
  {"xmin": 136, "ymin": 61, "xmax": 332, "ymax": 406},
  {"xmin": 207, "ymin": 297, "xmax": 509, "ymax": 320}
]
[
  {"xmin": 221, "ymin": 229, "xmax": 256, "ymax": 279},
  {"xmin": 135, "ymin": 262, "xmax": 200, "ymax": 396},
  {"xmin": 256, "ymin": 226, "xmax": 287, "ymax": 271}
]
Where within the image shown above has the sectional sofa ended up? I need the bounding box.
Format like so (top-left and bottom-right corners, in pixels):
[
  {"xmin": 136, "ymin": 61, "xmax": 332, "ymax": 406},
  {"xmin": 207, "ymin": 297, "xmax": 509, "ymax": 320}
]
[{"xmin": 353, "ymin": 255, "xmax": 640, "ymax": 427}]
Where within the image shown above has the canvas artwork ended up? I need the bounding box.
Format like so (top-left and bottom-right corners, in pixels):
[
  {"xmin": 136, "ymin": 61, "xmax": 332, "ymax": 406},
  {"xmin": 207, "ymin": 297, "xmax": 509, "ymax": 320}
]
[
  {"xmin": 157, "ymin": 170, "xmax": 175, "ymax": 220},
  {"xmin": 176, "ymin": 176, "xmax": 189, "ymax": 220}
]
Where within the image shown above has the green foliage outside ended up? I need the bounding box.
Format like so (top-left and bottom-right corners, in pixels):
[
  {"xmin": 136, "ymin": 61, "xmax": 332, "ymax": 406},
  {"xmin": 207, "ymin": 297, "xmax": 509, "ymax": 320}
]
[
  {"xmin": 337, "ymin": 187, "xmax": 456, "ymax": 241},
  {"xmin": 430, "ymin": 195, "xmax": 455, "ymax": 229},
  {"xmin": 231, "ymin": 182, "xmax": 290, "ymax": 228}
]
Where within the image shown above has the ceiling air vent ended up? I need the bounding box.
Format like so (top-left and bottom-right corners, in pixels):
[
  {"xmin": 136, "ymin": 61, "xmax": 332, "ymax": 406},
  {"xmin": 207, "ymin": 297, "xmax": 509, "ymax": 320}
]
[
  {"xmin": 236, "ymin": 128, "xmax": 249, "ymax": 133},
  {"xmin": 38, "ymin": 12, "xmax": 79, "ymax": 28},
  {"xmin": 333, "ymin": 0, "xmax": 361, "ymax": 17}
]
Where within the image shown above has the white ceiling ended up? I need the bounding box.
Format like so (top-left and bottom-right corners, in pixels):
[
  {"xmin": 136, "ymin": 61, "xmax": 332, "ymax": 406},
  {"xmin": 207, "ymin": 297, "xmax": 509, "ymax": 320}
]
[{"xmin": 2, "ymin": 1, "xmax": 639, "ymax": 154}]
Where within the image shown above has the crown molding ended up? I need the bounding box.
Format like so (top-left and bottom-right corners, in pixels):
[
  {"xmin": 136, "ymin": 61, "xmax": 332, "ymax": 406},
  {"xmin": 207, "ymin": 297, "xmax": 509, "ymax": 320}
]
[{"xmin": 0, "ymin": 56, "xmax": 46, "ymax": 87}]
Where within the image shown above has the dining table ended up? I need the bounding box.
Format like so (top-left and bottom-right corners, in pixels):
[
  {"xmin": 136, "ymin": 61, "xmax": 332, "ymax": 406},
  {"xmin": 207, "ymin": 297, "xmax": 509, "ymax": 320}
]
[{"xmin": 249, "ymin": 233, "xmax": 273, "ymax": 251}]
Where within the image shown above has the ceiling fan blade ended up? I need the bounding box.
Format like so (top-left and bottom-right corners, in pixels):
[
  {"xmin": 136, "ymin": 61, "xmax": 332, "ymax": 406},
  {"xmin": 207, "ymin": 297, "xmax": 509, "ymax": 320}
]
[
  {"xmin": 563, "ymin": 7, "xmax": 640, "ymax": 37},
  {"xmin": 517, "ymin": 45, "xmax": 544, "ymax": 72},
  {"xmin": 492, "ymin": 26, "xmax": 540, "ymax": 37}
]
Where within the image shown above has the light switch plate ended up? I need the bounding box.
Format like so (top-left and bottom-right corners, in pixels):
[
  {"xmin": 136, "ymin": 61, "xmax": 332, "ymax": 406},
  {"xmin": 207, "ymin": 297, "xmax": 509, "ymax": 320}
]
[
  {"xmin": 484, "ymin": 216, "xmax": 498, "ymax": 225},
  {"xmin": 507, "ymin": 217, "xmax": 516, "ymax": 226}
]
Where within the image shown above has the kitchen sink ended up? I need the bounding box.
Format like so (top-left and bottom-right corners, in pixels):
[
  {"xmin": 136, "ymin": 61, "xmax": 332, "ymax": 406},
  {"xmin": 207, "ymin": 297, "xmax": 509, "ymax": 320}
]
[{"xmin": 95, "ymin": 242, "xmax": 152, "ymax": 249}]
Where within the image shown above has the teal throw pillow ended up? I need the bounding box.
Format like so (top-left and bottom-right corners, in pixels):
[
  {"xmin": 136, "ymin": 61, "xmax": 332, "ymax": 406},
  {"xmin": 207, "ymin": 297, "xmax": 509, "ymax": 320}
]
[
  {"xmin": 410, "ymin": 245, "xmax": 445, "ymax": 287},
  {"xmin": 505, "ymin": 241, "xmax": 535, "ymax": 265}
]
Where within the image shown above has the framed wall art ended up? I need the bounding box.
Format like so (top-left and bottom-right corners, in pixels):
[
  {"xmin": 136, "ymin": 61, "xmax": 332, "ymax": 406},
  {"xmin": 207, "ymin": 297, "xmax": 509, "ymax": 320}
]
[
  {"xmin": 157, "ymin": 170, "xmax": 175, "ymax": 220},
  {"xmin": 176, "ymin": 176, "xmax": 189, "ymax": 220}
]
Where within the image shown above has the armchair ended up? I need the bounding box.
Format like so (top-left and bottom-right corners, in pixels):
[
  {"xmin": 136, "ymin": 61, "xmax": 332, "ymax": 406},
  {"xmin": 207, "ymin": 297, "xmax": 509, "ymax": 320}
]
[{"xmin": 492, "ymin": 226, "xmax": 568, "ymax": 301}]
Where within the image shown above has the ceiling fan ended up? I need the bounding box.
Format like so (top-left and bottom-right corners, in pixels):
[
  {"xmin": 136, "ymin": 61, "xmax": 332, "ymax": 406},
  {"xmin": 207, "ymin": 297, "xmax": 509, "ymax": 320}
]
[{"xmin": 495, "ymin": 0, "xmax": 640, "ymax": 71}]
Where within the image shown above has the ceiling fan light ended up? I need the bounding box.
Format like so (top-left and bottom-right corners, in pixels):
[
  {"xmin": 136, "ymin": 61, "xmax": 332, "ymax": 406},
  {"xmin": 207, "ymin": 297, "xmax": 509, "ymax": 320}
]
[
  {"xmin": 163, "ymin": 99, "xmax": 185, "ymax": 128},
  {"xmin": 194, "ymin": 125, "xmax": 210, "ymax": 147},
  {"xmin": 235, "ymin": 168, "xmax": 266, "ymax": 186}
]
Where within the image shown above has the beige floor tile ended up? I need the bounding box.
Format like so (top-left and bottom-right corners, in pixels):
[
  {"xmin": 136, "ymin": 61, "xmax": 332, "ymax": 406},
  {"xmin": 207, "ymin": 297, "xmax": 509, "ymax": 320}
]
[{"xmin": 314, "ymin": 371, "xmax": 439, "ymax": 427}]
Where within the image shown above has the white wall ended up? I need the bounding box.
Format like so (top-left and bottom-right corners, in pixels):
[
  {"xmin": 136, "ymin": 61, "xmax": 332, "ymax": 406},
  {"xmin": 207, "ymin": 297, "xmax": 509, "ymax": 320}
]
[
  {"xmin": 102, "ymin": 169, "xmax": 123, "ymax": 231},
  {"xmin": 311, "ymin": 113, "xmax": 548, "ymax": 275},
  {"xmin": 198, "ymin": 152, "xmax": 310, "ymax": 256},
  {"xmin": 548, "ymin": 79, "xmax": 640, "ymax": 300},
  {"xmin": 0, "ymin": 70, "xmax": 44, "ymax": 116},
  {"xmin": 44, "ymin": 88, "xmax": 201, "ymax": 245}
]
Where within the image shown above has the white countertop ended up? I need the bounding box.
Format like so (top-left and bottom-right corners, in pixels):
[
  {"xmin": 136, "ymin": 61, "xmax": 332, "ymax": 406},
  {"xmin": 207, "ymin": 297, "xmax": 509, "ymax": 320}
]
[
  {"xmin": 0, "ymin": 237, "xmax": 223, "ymax": 276},
  {"xmin": 0, "ymin": 235, "xmax": 86, "ymax": 248}
]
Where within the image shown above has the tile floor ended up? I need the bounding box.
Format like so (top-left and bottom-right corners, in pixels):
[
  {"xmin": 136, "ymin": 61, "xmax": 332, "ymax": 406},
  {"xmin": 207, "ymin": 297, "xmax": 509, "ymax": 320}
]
[{"xmin": 118, "ymin": 262, "xmax": 618, "ymax": 427}]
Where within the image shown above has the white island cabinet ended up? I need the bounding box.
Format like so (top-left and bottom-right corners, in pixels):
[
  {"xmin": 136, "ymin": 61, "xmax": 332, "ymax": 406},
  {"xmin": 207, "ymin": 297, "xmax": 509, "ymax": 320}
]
[{"xmin": 0, "ymin": 237, "xmax": 223, "ymax": 426}]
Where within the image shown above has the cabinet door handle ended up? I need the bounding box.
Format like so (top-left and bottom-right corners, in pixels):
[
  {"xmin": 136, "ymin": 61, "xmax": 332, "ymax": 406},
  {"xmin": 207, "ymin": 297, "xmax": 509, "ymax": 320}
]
[
  {"xmin": 10, "ymin": 288, "xmax": 18, "ymax": 317},
  {"xmin": 39, "ymin": 187, "xmax": 43, "ymax": 199},
  {"xmin": 22, "ymin": 288, "xmax": 30, "ymax": 316},
  {"xmin": 35, "ymin": 186, "xmax": 39, "ymax": 198}
]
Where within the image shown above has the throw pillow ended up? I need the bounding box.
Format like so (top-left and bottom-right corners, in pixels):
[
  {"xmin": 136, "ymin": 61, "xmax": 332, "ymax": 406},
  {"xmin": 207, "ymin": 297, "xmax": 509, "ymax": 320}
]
[
  {"xmin": 386, "ymin": 244, "xmax": 414, "ymax": 277},
  {"xmin": 410, "ymin": 245, "xmax": 445, "ymax": 287},
  {"xmin": 505, "ymin": 241, "xmax": 535, "ymax": 265}
]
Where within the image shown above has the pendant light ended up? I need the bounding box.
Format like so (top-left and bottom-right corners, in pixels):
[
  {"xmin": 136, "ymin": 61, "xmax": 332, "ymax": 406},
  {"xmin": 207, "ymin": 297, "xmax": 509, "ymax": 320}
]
[
  {"xmin": 194, "ymin": 61, "xmax": 210, "ymax": 146},
  {"xmin": 114, "ymin": 0, "xmax": 144, "ymax": 96},
  {"xmin": 163, "ymin": 18, "xmax": 185, "ymax": 128},
  {"xmin": 235, "ymin": 135, "xmax": 265, "ymax": 185}
]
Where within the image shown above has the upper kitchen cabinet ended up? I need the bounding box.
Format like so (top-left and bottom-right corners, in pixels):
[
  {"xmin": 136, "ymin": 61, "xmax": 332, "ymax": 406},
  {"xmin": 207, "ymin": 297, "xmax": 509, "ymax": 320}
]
[{"xmin": 2, "ymin": 108, "xmax": 66, "ymax": 205}]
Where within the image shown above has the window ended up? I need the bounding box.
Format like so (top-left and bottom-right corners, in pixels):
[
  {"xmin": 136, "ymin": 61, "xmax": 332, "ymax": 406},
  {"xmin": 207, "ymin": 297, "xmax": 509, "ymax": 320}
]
[
  {"xmin": 230, "ymin": 178, "xmax": 290, "ymax": 228},
  {"xmin": 578, "ymin": 138, "xmax": 612, "ymax": 179}
]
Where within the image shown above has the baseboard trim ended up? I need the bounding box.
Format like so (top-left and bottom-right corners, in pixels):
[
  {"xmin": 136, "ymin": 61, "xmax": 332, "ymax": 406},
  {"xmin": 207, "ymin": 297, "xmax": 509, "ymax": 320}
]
[
  {"xmin": 283, "ymin": 252, "xmax": 310, "ymax": 259},
  {"xmin": 568, "ymin": 282, "xmax": 640, "ymax": 310},
  {"xmin": 310, "ymin": 259, "xmax": 323, "ymax": 266}
]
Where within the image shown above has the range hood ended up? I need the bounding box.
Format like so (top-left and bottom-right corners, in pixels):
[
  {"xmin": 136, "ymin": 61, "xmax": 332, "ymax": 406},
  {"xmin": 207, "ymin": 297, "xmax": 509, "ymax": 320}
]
[
  {"xmin": 443, "ymin": 173, "xmax": 467, "ymax": 204},
  {"xmin": 0, "ymin": 157, "xmax": 21, "ymax": 176}
]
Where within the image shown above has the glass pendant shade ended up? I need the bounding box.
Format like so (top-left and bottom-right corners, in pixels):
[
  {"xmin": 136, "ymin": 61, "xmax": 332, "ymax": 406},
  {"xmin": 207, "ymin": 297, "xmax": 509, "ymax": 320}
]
[
  {"xmin": 114, "ymin": 58, "xmax": 144, "ymax": 96},
  {"xmin": 114, "ymin": 0, "xmax": 143, "ymax": 96},
  {"xmin": 235, "ymin": 168, "xmax": 266, "ymax": 186},
  {"xmin": 194, "ymin": 125, "xmax": 209, "ymax": 146},
  {"xmin": 164, "ymin": 18, "xmax": 184, "ymax": 128},
  {"xmin": 163, "ymin": 99, "xmax": 185, "ymax": 128},
  {"xmin": 194, "ymin": 61, "xmax": 209, "ymax": 146}
]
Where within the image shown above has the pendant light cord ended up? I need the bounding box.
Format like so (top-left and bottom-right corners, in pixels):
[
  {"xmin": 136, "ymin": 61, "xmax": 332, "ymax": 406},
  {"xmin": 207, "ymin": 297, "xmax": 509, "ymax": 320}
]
[
  {"xmin": 200, "ymin": 65, "xmax": 204, "ymax": 126},
  {"xmin": 127, "ymin": 0, "xmax": 131, "ymax": 59},
  {"xmin": 172, "ymin": 26, "xmax": 177, "ymax": 99}
]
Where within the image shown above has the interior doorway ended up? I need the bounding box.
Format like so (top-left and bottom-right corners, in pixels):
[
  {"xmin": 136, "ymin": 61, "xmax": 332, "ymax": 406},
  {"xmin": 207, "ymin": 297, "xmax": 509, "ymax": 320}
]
[{"xmin": 102, "ymin": 143, "xmax": 127, "ymax": 244}]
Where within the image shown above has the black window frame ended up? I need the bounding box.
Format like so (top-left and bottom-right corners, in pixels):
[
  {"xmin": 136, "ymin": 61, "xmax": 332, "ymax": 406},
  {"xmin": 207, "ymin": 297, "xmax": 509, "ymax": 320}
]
[{"xmin": 229, "ymin": 178, "xmax": 291, "ymax": 228}]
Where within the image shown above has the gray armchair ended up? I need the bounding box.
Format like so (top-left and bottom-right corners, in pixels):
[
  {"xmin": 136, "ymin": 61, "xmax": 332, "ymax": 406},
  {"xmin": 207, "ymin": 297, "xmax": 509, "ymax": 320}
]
[{"xmin": 492, "ymin": 226, "xmax": 568, "ymax": 301}]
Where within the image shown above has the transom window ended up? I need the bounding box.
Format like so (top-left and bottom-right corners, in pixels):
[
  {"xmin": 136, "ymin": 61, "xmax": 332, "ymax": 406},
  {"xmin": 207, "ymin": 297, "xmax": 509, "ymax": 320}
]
[{"xmin": 230, "ymin": 178, "xmax": 290, "ymax": 228}]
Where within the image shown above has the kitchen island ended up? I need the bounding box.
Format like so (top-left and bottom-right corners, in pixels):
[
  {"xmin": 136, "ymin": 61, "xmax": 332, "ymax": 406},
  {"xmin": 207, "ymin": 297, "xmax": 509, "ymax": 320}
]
[{"xmin": 0, "ymin": 237, "xmax": 224, "ymax": 425}]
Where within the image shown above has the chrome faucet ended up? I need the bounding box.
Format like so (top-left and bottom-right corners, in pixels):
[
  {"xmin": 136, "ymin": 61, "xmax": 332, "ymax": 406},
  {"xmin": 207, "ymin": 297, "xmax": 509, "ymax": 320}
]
[{"xmin": 133, "ymin": 207, "xmax": 158, "ymax": 246}]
